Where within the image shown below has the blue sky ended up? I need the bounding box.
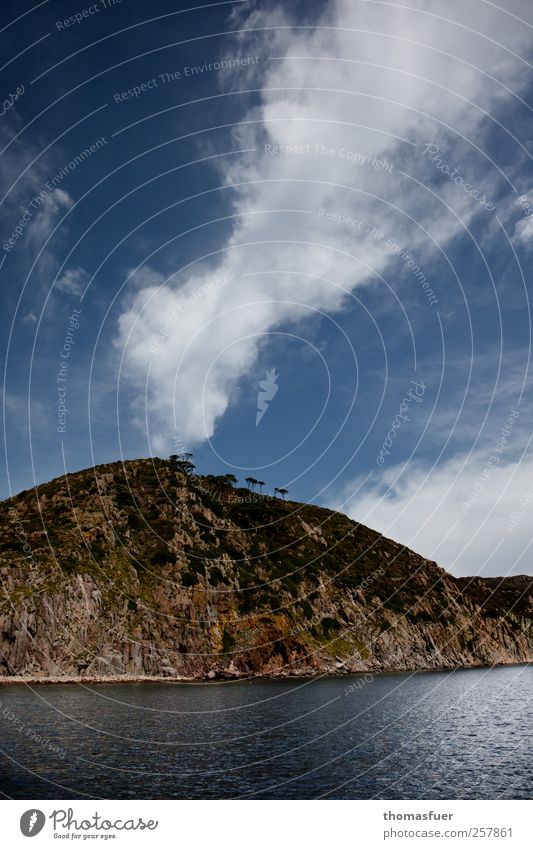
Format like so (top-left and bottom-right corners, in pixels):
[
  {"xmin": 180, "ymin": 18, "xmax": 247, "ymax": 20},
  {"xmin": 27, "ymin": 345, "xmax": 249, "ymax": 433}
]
[{"xmin": 1, "ymin": 0, "xmax": 533, "ymax": 576}]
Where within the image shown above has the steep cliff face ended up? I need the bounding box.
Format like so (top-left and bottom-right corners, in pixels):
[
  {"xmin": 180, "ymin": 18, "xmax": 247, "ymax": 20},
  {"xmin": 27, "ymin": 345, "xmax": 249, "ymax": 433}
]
[{"xmin": 0, "ymin": 458, "xmax": 531, "ymax": 680}]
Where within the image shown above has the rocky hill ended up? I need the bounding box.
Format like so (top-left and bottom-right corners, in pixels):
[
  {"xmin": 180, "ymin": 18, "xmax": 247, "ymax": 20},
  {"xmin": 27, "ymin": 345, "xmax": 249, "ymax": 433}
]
[{"xmin": 0, "ymin": 458, "xmax": 531, "ymax": 680}]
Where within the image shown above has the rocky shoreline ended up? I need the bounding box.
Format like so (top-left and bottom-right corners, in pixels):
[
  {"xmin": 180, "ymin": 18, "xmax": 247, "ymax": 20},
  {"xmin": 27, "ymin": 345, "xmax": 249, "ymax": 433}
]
[{"xmin": 2, "ymin": 659, "xmax": 531, "ymax": 687}]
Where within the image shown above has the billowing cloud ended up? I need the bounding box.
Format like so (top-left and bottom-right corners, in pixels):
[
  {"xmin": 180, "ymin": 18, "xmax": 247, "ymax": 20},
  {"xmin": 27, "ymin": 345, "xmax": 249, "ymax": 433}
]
[{"xmin": 116, "ymin": 0, "xmax": 531, "ymax": 449}]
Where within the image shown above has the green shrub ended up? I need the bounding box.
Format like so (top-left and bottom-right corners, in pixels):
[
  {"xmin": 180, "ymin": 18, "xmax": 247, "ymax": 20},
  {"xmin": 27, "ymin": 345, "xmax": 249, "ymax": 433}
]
[
  {"xmin": 382, "ymin": 594, "xmax": 405, "ymax": 614},
  {"xmin": 281, "ymin": 575, "xmax": 299, "ymax": 597},
  {"xmin": 208, "ymin": 566, "xmax": 230, "ymax": 585},
  {"xmin": 298, "ymin": 599, "xmax": 314, "ymax": 619},
  {"xmin": 150, "ymin": 547, "xmax": 175, "ymax": 567},
  {"xmin": 181, "ymin": 571, "xmax": 197, "ymax": 587},
  {"xmin": 321, "ymin": 616, "xmax": 342, "ymax": 634},
  {"xmin": 116, "ymin": 490, "xmax": 134, "ymax": 507},
  {"xmin": 127, "ymin": 512, "xmax": 144, "ymax": 529},
  {"xmin": 221, "ymin": 630, "xmax": 236, "ymax": 654},
  {"xmin": 62, "ymin": 556, "xmax": 79, "ymax": 575}
]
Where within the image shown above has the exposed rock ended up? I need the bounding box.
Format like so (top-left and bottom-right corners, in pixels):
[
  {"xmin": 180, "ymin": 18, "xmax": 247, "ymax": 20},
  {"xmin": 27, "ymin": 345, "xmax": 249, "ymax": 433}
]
[{"xmin": 0, "ymin": 458, "xmax": 531, "ymax": 680}]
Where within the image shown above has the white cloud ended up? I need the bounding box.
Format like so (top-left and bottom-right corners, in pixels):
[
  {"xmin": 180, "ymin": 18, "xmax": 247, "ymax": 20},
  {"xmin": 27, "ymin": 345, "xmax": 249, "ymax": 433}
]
[
  {"xmin": 0, "ymin": 117, "xmax": 72, "ymax": 250},
  {"xmin": 515, "ymin": 214, "xmax": 533, "ymax": 245},
  {"xmin": 26, "ymin": 188, "xmax": 72, "ymax": 249},
  {"xmin": 2, "ymin": 391, "xmax": 51, "ymax": 434},
  {"xmin": 116, "ymin": 0, "xmax": 532, "ymax": 450},
  {"xmin": 55, "ymin": 266, "xmax": 89, "ymax": 296},
  {"xmin": 513, "ymin": 195, "xmax": 533, "ymax": 247},
  {"xmin": 333, "ymin": 451, "xmax": 533, "ymax": 577}
]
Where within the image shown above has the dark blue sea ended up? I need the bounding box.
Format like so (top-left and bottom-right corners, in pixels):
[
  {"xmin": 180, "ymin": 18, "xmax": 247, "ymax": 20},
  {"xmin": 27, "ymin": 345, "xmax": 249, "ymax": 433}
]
[{"xmin": 0, "ymin": 666, "xmax": 531, "ymax": 799}]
